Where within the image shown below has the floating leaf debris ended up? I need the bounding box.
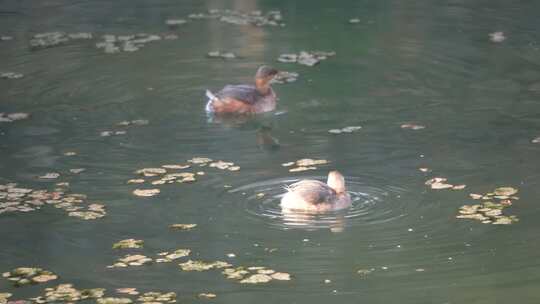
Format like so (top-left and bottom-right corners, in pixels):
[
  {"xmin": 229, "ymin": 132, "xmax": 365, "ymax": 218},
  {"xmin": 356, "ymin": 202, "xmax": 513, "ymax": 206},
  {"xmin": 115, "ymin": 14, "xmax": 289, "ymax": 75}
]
[
  {"xmin": 113, "ymin": 239, "xmax": 144, "ymax": 249},
  {"xmin": 278, "ymin": 51, "xmax": 335, "ymax": 66},
  {"xmin": 207, "ymin": 51, "xmax": 236, "ymax": 59},
  {"xmin": 31, "ymin": 284, "xmax": 105, "ymax": 303},
  {"xmin": 401, "ymin": 123, "xmax": 426, "ymax": 130},
  {"xmin": 222, "ymin": 266, "xmax": 291, "ymax": 284},
  {"xmin": 271, "ymin": 71, "xmax": 299, "ymax": 84},
  {"xmin": 2, "ymin": 267, "xmax": 58, "ymax": 286},
  {"xmin": 137, "ymin": 292, "xmax": 176, "ymax": 304},
  {"xmin": 328, "ymin": 126, "xmax": 362, "ymax": 134},
  {"xmin": 108, "ymin": 254, "xmax": 153, "ymax": 268},
  {"xmin": 96, "ymin": 34, "xmax": 164, "ymax": 54},
  {"xmin": 169, "ymin": 224, "xmax": 197, "ymax": 230},
  {"xmin": 425, "ymin": 177, "xmax": 465, "ymax": 190},
  {"xmin": 282, "ymin": 158, "xmax": 329, "ymax": 172},
  {"xmin": 97, "ymin": 298, "xmax": 133, "ymax": 304},
  {"xmin": 0, "ymin": 183, "xmax": 106, "ymax": 220},
  {"xmin": 198, "ymin": 293, "xmax": 216, "ymax": 299},
  {"xmin": 116, "ymin": 288, "xmax": 139, "ymax": 296},
  {"xmin": 188, "ymin": 9, "xmax": 284, "ymax": 27},
  {"xmin": 0, "ymin": 72, "xmax": 24, "ymax": 80},
  {"xmin": 29, "ymin": 32, "xmax": 93, "ymax": 50},
  {"xmin": 457, "ymin": 187, "xmax": 520, "ymax": 225},
  {"xmin": 0, "ymin": 112, "xmax": 29, "ymax": 122},
  {"xmin": 179, "ymin": 260, "xmax": 231, "ymax": 272},
  {"xmin": 489, "ymin": 31, "xmax": 506, "ymax": 43}
]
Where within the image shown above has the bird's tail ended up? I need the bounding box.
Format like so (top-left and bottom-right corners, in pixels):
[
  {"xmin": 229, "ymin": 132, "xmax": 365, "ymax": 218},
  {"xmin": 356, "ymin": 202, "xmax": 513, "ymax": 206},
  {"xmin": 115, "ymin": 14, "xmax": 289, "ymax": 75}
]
[{"xmin": 205, "ymin": 90, "xmax": 217, "ymax": 112}]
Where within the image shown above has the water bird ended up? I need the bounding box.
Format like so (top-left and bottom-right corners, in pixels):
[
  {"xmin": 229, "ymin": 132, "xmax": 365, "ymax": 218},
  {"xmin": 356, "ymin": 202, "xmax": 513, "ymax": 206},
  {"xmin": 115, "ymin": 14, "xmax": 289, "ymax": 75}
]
[
  {"xmin": 281, "ymin": 171, "xmax": 352, "ymax": 212},
  {"xmin": 206, "ymin": 66, "xmax": 279, "ymax": 114}
]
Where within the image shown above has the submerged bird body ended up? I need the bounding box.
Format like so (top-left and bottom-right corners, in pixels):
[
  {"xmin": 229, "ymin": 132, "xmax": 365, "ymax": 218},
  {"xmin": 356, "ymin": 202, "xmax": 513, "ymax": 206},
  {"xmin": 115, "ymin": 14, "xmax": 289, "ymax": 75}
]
[
  {"xmin": 206, "ymin": 66, "xmax": 278, "ymax": 114},
  {"xmin": 280, "ymin": 171, "xmax": 352, "ymax": 212}
]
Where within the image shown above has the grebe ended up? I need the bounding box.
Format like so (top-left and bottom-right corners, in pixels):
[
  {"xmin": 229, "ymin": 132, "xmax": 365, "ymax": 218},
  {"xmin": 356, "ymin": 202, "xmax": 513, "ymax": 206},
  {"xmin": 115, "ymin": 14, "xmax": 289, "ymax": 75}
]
[
  {"xmin": 206, "ymin": 66, "xmax": 279, "ymax": 114},
  {"xmin": 280, "ymin": 171, "xmax": 352, "ymax": 212}
]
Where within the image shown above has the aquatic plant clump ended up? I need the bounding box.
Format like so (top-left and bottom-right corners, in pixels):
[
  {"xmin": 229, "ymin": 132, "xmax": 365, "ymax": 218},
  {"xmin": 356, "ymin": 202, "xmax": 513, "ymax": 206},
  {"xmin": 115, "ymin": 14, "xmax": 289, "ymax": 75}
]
[
  {"xmin": 2, "ymin": 267, "xmax": 58, "ymax": 286},
  {"xmin": 457, "ymin": 187, "xmax": 520, "ymax": 225},
  {"xmin": 188, "ymin": 9, "xmax": 284, "ymax": 27},
  {"xmin": 282, "ymin": 158, "xmax": 329, "ymax": 172},
  {"xmin": 277, "ymin": 51, "xmax": 336, "ymax": 66},
  {"xmin": 0, "ymin": 112, "xmax": 29, "ymax": 122},
  {"xmin": 31, "ymin": 284, "xmax": 105, "ymax": 303},
  {"xmin": 0, "ymin": 183, "xmax": 106, "ymax": 220}
]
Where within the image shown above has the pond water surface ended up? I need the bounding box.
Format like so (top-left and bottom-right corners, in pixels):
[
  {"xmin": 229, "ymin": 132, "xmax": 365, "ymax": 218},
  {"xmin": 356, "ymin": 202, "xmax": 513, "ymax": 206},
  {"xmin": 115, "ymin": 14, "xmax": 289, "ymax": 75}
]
[{"xmin": 2, "ymin": 0, "xmax": 540, "ymax": 303}]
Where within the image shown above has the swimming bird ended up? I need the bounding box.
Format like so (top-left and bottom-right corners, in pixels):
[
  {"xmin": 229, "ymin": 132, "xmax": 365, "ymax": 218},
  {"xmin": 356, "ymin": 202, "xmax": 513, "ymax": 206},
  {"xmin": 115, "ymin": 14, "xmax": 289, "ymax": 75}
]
[
  {"xmin": 280, "ymin": 171, "xmax": 352, "ymax": 212},
  {"xmin": 206, "ymin": 66, "xmax": 279, "ymax": 114}
]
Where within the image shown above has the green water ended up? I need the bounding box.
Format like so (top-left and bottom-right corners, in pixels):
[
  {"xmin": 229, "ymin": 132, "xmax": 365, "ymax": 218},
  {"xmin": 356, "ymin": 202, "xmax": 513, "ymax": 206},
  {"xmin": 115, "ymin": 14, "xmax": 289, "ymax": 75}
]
[{"xmin": 2, "ymin": 0, "xmax": 540, "ymax": 303}]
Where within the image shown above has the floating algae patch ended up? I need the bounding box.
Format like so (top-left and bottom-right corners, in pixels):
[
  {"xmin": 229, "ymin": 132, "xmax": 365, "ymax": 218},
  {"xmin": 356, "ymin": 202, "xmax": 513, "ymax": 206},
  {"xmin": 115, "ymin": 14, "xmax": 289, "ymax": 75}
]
[
  {"xmin": 113, "ymin": 239, "xmax": 144, "ymax": 249},
  {"xmin": 207, "ymin": 51, "xmax": 236, "ymax": 59},
  {"xmin": 96, "ymin": 34, "xmax": 165, "ymax": 54},
  {"xmin": 155, "ymin": 249, "xmax": 191, "ymax": 263},
  {"xmin": 169, "ymin": 224, "xmax": 197, "ymax": 230},
  {"xmin": 108, "ymin": 255, "xmax": 153, "ymax": 268},
  {"xmin": 457, "ymin": 187, "xmax": 520, "ymax": 225},
  {"xmin": 97, "ymin": 298, "xmax": 133, "ymax": 304},
  {"xmin": 328, "ymin": 126, "xmax": 362, "ymax": 134},
  {"xmin": 29, "ymin": 32, "xmax": 93, "ymax": 50},
  {"xmin": 2, "ymin": 268, "xmax": 58, "ymax": 287},
  {"xmin": 400, "ymin": 123, "xmax": 426, "ymax": 130},
  {"xmin": 271, "ymin": 71, "xmax": 299, "ymax": 84},
  {"xmin": 137, "ymin": 291, "xmax": 176, "ymax": 304},
  {"xmin": 0, "ymin": 183, "xmax": 106, "ymax": 220},
  {"xmin": 31, "ymin": 284, "xmax": 105, "ymax": 303},
  {"xmin": 278, "ymin": 51, "xmax": 335, "ymax": 67},
  {"xmin": 425, "ymin": 177, "xmax": 465, "ymax": 190},
  {"xmin": 179, "ymin": 260, "xmax": 231, "ymax": 272},
  {"xmin": 282, "ymin": 158, "xmax": 329, "ymax": 173},
  {"xmin": 222, "ymin": 266, "xmax": 291, "ymax": 284},
  {"xmin": 188, "ymin": 9, "xmax": 283, "ymax": 27}
]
